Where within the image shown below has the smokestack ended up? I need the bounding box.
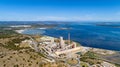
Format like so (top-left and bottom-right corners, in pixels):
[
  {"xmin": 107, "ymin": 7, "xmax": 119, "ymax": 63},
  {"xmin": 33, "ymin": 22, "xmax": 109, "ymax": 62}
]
[
  {"xmin": 68, "ymin": 33, "xmax": 70, "ymax": 45},
  {"xmin": 60, "ymin": 36, "xmax": 64, "ymax": 48}
]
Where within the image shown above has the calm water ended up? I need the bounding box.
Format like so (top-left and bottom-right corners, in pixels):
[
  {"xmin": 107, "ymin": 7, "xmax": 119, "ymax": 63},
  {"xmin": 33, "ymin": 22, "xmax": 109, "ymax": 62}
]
[{"xmin": 22, "ymin": 22, "xmax": 120, "ymax": 51}]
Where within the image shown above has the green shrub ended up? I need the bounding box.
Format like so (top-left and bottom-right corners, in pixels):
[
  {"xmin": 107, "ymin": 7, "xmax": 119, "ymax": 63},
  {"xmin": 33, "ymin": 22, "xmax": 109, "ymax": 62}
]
[{"xmin": 14, "ymin": 64, "xmax": 19, "ymax": 67}]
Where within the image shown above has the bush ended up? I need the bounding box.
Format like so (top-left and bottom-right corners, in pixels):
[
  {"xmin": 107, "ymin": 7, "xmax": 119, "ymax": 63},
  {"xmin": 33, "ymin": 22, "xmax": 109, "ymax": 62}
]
[
  {"xmin": 80, "ymin": 51, "xmax": 101, "ymax": 65},
  {"xmin": 0, "ymin": 29, "xmax": 18, "ymax": 38},
  {"xmin": 28, "ymin": 63, "xmax": 32, "ymax": 66},
  {"xmin": 3, "ymin": 64, "xmax": 6, "ymax": 67},
  {"xmin": 14, "ymin": 64, "xmax": 19, "ymax": 67},
  {"xmin": 10, "ymin": 56, "xmax": 12, "ymax": 58}
]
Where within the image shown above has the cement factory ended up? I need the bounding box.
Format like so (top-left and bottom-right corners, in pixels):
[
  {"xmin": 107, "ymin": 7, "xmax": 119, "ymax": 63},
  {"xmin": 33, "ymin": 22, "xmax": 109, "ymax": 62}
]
[
  {"xmin": 38, "ymin": 35, "xmax": 77, "ymax": 57},
  {"xmin": 27, "ymin": 34, "xmax": 82, "ymax": 67},
  {"xmin": 29, "ymin": 34, "xmax": 81, "ymax": 58}
]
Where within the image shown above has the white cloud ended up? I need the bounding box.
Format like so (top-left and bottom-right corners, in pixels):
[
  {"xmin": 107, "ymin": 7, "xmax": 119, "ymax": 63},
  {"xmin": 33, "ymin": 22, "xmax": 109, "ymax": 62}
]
[
  {"xmin": 72, "ymin": 16, "xmax": 94, "ymax": 21},
  {"xmin": 37, "ymin": 15, "xmax": 95, "ymax": 21},
  {"xmin": 1, "ymin": 13, "xmax": 119, "ymax": 21},
  {"xmin": 37, "ymin": 16, "xmax": 69, "ymax": 21}
]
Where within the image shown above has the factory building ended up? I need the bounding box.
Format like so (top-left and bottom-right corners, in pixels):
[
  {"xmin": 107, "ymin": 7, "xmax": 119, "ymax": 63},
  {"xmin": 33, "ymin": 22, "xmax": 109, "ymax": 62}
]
[{"xmin": 38, "ymin": 34, "xmax": 77, "ymax": 57}]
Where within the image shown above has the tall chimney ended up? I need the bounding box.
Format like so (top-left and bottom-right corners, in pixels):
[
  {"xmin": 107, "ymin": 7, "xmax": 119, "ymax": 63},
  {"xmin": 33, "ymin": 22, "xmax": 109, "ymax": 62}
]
[
  {"xmin": 68, "ymin": 33, "xmax": 70, "ymax": 45},
  {"xmin": 60, "ymin": 36, "xmax": 64, "ymax": 48}
]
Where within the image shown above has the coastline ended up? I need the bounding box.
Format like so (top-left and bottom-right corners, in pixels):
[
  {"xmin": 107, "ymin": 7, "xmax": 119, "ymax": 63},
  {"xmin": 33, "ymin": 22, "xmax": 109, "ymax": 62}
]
[
  {"xmin": 10, "ymin": 23, "xmax": 120, "ymax": 51},
  {"xmin": 15, "ymin": 29, "xmax": 26, "ymax": 33},
  {"xmin": 16, "ymin": 29, "xmax": 118, "ymax": 53}
]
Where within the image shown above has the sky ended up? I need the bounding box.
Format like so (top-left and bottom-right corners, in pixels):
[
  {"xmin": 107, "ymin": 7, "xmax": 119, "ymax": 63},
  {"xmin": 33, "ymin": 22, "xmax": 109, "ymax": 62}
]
[{"xmin": 0, "ymin": 0, "xmax": 120, "ymax": 21}]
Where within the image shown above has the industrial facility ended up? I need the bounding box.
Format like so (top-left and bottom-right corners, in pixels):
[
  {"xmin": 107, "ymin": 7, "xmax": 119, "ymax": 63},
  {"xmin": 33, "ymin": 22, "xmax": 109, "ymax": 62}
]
[{"xmin": 37, "ymin": 35, "xmax": 78, "ymax": 57}]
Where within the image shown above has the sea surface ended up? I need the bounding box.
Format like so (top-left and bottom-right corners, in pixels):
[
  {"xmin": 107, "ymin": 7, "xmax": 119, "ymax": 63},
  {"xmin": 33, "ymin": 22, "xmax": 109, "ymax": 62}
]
[
  {"xmin": 21, "ymin": 22, "xmax": 120, "ymax": 51},
  {"xmin": 1, "ymin": 21, "xmax": 120, "ymax": 51}
]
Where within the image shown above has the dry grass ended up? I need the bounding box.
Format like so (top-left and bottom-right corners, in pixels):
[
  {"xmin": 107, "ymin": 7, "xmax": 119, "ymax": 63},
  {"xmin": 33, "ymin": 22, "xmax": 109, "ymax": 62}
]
[{"xmin": 0, "ymin": 46, "xmax": 46, "ymax": 67}]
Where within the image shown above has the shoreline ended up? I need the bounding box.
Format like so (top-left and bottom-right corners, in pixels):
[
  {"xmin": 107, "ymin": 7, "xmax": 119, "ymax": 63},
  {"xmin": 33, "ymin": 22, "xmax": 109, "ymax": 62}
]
[
  {"xmin": 15, "ymin": 29, "xmax": 26, "ymax": 33},
  {"xmin": 40, "ymin": 35, "xmax": 119, "ymax": 52},
  {"xmin": 15, "ymin": 29, "xmax": 119, "ymax": 52},
  {"xmin": 38, "ymin": 34, "xmax": 118, "ymax": 53}
]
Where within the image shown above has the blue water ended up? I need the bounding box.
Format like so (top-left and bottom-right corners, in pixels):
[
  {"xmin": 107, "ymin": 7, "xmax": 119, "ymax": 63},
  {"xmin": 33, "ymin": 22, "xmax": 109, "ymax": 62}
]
[{"xmin": 22, "ymin": 22, "xmax": 120, "ymax": 51}]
